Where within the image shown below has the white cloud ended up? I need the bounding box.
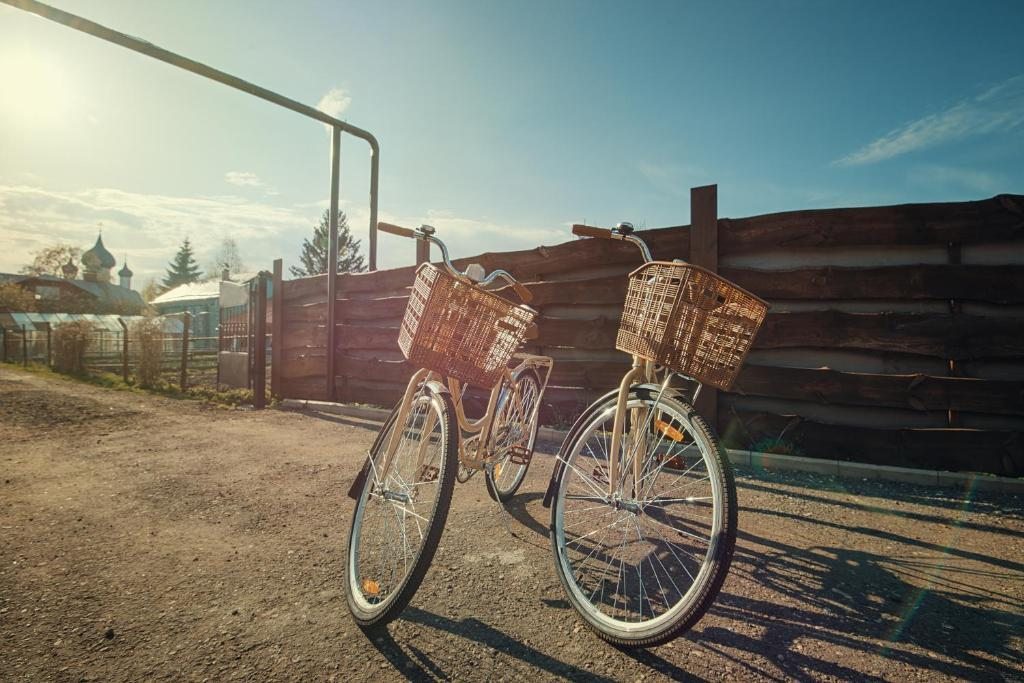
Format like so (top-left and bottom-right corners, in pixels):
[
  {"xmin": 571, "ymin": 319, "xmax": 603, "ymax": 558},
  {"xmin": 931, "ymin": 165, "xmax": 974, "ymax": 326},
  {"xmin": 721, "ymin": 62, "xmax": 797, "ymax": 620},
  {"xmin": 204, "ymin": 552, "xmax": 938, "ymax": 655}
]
[
  {"xmin": 0, "ymin": 184, "xmax": 320, "ymax": 282},
  {"xmin": 224, "ymin": 171, "xmax": 263, "ymax": 187},
  {"xmin": 316, "ymin": 87, "xmax": 353, "ymax": 134},
  {"xmin": 835, "ymin": 74, "xmax": 1024, "ymax": 166},
  {"xmin": 224, "ymin": 170, "xmax": 278, "ymax": 196}
]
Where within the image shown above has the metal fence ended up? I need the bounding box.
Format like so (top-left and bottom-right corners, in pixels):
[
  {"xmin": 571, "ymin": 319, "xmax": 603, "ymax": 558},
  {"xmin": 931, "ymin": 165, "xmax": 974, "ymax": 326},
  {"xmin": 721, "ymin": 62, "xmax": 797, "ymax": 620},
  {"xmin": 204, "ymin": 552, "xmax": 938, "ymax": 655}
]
[{"xmin": 0, "ymin": 318, "xmax": 261, "ymax": 392}]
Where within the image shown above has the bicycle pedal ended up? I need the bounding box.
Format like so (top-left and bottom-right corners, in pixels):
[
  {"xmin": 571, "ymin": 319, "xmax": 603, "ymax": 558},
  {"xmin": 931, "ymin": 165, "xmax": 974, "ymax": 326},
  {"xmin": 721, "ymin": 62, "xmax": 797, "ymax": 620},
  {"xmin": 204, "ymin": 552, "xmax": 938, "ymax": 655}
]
[
  {"xmin": 419, "ymin": 464, "xmax": 439, "ymax": 483},
  {"xmin": 509, "ymin": 446, "xmax": 533, "ymax": 465}
]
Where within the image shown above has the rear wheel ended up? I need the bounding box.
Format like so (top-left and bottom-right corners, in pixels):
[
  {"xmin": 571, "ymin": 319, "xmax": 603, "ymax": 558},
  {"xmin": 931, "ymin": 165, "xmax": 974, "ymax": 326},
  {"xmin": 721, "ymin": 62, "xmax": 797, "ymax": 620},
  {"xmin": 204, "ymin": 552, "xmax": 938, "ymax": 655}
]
[
  {"xmin": 485, "ymin": 368, "xmax": 542, "ymax": 502},
  {"xmin": 346, "ymin": 384, "xmax": 457, "ymax": 629},
  {"xmin": 550, "ymin": 387, "xmax": 736, "ymax": 647}
]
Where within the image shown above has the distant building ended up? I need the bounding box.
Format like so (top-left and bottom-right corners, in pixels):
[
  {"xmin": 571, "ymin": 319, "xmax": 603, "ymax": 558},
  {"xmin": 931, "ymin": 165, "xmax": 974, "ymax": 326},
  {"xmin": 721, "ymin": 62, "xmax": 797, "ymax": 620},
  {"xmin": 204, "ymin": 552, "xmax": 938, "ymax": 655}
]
[
  {"xmin": 0, "ymin": 234, "xmax": 144, "ymax": 315},
  {"xmin": 150, "ymin": 272, "xmax": 269, "ymax": 347}
]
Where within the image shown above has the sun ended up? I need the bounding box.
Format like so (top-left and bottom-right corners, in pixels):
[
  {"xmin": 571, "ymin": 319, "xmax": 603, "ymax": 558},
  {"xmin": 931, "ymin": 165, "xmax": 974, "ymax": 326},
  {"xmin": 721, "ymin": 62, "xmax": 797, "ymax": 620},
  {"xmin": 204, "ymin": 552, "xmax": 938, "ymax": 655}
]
[{"xmin": 0, "ymin": 46, "xmax": 75, "ymax": 128}]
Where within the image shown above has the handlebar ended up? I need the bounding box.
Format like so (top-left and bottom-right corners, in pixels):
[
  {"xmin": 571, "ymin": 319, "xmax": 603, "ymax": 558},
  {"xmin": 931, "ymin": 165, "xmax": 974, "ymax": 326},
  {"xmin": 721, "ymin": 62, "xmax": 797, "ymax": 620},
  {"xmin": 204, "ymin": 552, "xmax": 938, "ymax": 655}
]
[
  {"xmin": 377, "ymin": 222, "xmax": 416, "ymax": 239},
  {"xmin": 376, "ymin": 221, "xmax": 533, "ymax": 304},
  {"xmin": 571, "ymin": 224, "xmax": 613, "ymax": 239},
  {"xmin": 572, "ymin": 223, "xmax": 654, "ymax": 263}
]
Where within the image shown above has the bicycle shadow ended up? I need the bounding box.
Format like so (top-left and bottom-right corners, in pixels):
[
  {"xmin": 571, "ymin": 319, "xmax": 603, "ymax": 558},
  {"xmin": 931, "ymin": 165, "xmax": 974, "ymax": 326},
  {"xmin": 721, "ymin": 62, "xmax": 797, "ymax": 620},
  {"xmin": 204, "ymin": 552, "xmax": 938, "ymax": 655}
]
[
  {"xmin": 626, "ymin": 478, "xmax": 1024, "ymax": 681},
  {"xmin": 360, "ymin": 608, "xmax": 619, "ymax": 682}
]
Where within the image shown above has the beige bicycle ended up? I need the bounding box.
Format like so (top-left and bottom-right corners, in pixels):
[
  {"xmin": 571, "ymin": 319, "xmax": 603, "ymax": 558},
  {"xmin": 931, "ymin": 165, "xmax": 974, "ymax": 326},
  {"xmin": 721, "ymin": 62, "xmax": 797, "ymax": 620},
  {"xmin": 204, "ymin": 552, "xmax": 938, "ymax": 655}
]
[
  {"xmin": 345, "ymin": 222, "xmax": 552, "ymax": 629},
  {"xmin": 542, "ymin": 222, "xmax": 768, "ymax": 647}
]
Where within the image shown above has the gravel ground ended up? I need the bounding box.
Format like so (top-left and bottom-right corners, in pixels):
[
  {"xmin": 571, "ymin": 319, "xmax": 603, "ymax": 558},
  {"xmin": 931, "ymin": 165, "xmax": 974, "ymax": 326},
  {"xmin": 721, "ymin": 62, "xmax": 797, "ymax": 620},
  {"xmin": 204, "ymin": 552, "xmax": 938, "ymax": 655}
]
[{"xmin": 1, "ymin": 365, "xmax": 1022, "ymax": 682}]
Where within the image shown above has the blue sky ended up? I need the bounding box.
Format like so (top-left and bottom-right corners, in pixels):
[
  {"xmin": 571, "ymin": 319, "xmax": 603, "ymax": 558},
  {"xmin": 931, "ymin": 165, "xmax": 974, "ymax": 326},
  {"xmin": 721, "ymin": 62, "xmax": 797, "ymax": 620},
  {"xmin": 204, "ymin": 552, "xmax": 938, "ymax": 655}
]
[{"xmin": 1, "ymin": 0, "xmax": 1022, "ymax": 283}]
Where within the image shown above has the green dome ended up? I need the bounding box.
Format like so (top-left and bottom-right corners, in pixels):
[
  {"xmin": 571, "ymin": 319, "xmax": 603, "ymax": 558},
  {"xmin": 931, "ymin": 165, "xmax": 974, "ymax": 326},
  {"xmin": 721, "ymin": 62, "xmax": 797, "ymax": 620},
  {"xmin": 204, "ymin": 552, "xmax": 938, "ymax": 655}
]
[{"xmin": 82, "ymin": 235, "xmax": 116, "ymax": 269}]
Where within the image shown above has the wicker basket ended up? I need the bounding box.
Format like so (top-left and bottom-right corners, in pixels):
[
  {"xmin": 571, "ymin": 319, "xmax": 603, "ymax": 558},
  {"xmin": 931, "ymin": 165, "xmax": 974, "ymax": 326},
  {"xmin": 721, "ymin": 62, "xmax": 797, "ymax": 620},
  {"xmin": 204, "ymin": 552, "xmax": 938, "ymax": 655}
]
[
  {"xmin": 398, "ymin": 263, "xmax": 536, "ymax": 387},
  {"xmin": 616, "ymin": 262, "xmax": 768, "ymax": 391}
]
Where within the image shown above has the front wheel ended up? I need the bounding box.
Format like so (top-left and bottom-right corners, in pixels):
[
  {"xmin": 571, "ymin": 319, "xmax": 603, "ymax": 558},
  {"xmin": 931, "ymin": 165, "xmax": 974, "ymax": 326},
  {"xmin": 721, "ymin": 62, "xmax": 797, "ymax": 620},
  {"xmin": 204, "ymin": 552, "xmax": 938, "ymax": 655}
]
[
  {"xmin": 346, "ymin": 384, "xmax": 458, "ymax": 629},
  {"xmin": 485, "ymin": 368, "xmax": 542, "ymax": 503},
  {"xmin": 550, "ymin": 387, "xmax": 737, "ymax": 647}
]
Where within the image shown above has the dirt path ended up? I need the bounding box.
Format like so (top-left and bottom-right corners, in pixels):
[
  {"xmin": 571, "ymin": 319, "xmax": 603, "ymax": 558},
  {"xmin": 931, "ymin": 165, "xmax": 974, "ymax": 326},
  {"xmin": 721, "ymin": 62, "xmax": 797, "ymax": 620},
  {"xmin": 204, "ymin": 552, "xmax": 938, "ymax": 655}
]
[{"xmin": 1, "ymin": 366, "xmax": 1022, "ymax": 682}]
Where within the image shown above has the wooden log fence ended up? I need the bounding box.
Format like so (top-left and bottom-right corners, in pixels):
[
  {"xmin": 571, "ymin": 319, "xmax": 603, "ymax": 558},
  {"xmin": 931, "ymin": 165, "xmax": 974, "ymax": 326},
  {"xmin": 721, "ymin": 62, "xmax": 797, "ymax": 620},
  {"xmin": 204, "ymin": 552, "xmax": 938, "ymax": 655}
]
[{"xmin": 271, "ymin": 191, "xmax": 1024, "ymax": 476}]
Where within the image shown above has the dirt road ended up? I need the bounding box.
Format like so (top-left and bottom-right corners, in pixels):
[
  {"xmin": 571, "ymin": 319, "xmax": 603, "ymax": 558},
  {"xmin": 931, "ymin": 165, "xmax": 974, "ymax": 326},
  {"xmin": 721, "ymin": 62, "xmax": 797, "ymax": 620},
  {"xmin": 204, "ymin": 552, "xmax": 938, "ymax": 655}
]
[{"xmin": 1, "ymin": 366, "xmax": 1021, "ymax": 681}]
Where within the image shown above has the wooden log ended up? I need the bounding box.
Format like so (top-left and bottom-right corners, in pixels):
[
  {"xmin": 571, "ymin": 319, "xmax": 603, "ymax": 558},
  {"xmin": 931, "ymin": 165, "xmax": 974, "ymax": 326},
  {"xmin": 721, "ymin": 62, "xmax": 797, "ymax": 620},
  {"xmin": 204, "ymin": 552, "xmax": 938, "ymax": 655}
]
[
  {"xmin": 337, "ymin": 354, "xmax": 416, "ymax": 385},
  {"xmin": 336, "ymin": 324, "xmax": 401, "ymax": 351},
  {"xmin": 283, "ymin": 302, "xmax": 328, "ymax": 324},
  {"xmin": 335, "ymin": 295, "xmax": 408, "ymax": 322},
  {"xmin": 281, "ymin": 274, "xmax": 328, "ymax": 303},
  {"xmin": 723, "ymin": 264, "xmax": 1024, "ymax": 304},
  {"xmin": 732, "ymin": 365, "xmax": 1024, "ymax": 416},
  {"xmin": 754, "ymin": 311, "xmax": 1024, "ymax": 359},
  {"xmin": 721, "ymin": 408, "xmax": 1022, "ymax": 476},
  {"xmin": 279, "ymin": 376, "xmax": 328, "ymax": 400},
  {"xmin": 536, "ymin": 316, "xmax": 620, "ymax": 350},
  {"xmin": 281, "ymin": 323, "xmax": 327, "ymax": 350},
  {"xmin": 719, "ymin": 194, "xmax": 1024, "ymax": 254}
]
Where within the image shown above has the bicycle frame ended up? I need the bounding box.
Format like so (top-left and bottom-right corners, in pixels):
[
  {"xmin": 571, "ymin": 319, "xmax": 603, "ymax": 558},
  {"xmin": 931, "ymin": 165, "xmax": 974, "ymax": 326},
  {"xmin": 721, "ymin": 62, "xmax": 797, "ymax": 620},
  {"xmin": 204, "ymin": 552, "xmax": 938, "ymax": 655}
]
[{"xmin": 376, "ymin": 354, "xmax": 553, "ymax": 481}]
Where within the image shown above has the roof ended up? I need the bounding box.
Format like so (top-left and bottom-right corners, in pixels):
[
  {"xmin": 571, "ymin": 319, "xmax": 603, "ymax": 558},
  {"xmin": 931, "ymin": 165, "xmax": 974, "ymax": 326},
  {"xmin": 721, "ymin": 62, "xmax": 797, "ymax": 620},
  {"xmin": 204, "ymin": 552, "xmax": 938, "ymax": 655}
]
[
  {"xmin": 72, "ymin": 280, "xmax": 144, "ymax": 307},
  {"xmin": 151, "ymin": 273, "xmax": 260, "ymax": 306},
  {"xmin": 151, "ymin": 280, "xmax": 222, "ymax": 305},
  {"xmin": 0, "ymin": 311, "xmax": 147, "ymax": 333}
]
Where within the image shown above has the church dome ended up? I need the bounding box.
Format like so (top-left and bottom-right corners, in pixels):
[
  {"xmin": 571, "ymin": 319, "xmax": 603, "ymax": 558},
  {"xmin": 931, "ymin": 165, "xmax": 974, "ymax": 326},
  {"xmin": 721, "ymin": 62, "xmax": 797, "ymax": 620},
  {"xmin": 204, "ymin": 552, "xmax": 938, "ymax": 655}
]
[
  {"xmin": 61, "ymin": 256, "xmax": 78, "ymax": 278},
  {"xmin": 82, "ymin": 235, "xmax": 116, "ymax": 269},
  {"xmin": 118, "ymin": 262, "xmax": 133, "ymax": 277}
]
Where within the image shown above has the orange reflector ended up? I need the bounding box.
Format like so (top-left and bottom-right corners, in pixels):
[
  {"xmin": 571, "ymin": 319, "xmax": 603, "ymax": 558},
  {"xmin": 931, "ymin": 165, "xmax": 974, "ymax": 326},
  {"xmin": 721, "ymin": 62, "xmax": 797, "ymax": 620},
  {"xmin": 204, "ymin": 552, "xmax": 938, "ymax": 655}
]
[
  {"xmin": 494, "ymin": 463, "xmax": 503, "ymax": 478},
  {"xmin": 362, "ymin": 579, "xmax": 380, "ymax": 596},
  {"xmin": 655, "ymin": 420, "xmax": 685, "ymax": 442}
]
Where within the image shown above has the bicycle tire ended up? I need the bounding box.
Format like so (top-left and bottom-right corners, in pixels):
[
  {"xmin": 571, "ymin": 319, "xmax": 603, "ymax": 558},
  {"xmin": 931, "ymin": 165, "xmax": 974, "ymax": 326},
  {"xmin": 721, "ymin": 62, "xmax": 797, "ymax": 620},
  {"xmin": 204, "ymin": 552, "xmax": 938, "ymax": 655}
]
[
  {"xmin": 485, "ymin": 368, "xmax": 542, "ymax": 503},
  {"xmin": 549, "ymin": 386, "xmax": 737, "ymax": 647},
  {"xmin": 346, "ymin": 383, "xmax": 458, "ymax": 629}
]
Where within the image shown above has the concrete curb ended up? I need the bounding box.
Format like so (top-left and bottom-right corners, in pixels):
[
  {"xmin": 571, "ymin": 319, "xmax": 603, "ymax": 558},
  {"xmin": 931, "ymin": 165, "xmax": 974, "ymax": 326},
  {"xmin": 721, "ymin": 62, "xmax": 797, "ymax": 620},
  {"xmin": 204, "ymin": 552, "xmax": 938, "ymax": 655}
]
[{"xmin": 280, "ymin": 399, "xmax": 1023, "ymax": 494}]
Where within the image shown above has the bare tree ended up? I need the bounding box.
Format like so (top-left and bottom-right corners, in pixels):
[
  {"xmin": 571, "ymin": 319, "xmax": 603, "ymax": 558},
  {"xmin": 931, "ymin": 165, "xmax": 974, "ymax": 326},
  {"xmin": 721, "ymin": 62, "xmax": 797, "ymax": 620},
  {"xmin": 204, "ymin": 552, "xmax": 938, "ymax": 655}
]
[{"xmin": 20, "ymin": 243, "xmax": 82, "ymax": 277}]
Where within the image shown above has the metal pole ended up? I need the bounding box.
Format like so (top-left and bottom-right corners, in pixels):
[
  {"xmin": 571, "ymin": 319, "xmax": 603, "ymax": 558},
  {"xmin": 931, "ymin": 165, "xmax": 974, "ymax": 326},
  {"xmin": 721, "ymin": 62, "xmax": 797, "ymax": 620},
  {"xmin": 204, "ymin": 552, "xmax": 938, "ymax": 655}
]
[
  {"xmin": 180, "ymin": 312, "xmax": 190, "ymax": 390},
  {"xmin": 1, "ymin": 328, "xmax": 7, "ymax": 363},
  {"xmin": 118, "ymin": 318, "xmax": 129, "ymax": 382},
  {"xmin": 44, "ymin": 323, "xmax": 51, "ymax": 367},
  {"xmin": 253, "ymin": 274, "xmax": 268, "ymax": 409},
  {"xmin": 326, "ymin": 126, "xmax": 341, "ymax": 402},
  {"xmin": 21, "ymin": 324, "xmax": 28, "ymax": 366},
  {"xmin": 369, "ymin": 149, "xmax": 380, "ymax": 270}
]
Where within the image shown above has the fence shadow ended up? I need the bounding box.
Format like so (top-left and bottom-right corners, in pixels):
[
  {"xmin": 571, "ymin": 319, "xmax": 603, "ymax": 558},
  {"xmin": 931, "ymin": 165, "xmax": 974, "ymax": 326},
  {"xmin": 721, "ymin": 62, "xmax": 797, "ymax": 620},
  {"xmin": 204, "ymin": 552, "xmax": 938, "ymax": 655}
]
[{"xmin": 680, "ymin": 478, "xmax": 1024, "ymax": 680}]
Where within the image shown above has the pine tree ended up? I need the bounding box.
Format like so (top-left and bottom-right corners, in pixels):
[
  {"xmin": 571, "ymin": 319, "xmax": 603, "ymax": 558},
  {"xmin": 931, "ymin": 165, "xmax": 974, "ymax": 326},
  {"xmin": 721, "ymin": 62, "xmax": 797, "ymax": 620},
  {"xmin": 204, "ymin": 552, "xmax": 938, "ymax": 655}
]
[
  {"xmin": 290, "ymin": 210, "xmax": 366, "ymax": 277},
  {"xmin": 161, "ymin": 238, "xmax": 203, "ymax": 290}
]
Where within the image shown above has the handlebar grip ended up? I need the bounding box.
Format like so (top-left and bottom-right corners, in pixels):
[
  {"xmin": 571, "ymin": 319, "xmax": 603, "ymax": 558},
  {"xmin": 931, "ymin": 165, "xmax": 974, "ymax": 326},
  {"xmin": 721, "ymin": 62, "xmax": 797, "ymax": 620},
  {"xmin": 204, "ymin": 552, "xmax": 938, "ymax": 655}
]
[
  {"xmin": 377, "ymin": 222, "xmax": 416, "ymax": 238},
  {"xmin": 572, "ymin": 224, "xmax": 613, "ymax": 239},
  {"xmin": 512, "ymin": 281, "xmax": 533, "ymax": 304}
]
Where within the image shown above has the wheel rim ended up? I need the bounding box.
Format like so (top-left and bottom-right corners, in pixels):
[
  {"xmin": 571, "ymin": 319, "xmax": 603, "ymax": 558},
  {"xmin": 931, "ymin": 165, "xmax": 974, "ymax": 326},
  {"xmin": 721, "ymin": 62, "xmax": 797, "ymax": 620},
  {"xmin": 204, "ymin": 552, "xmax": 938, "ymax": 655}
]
[
  {"xmin": 489, "ymin": 373, "xmax": 540, "ymax": 494},
  {"xmin": 554, "ymin": 397, "xmax": 723, "ymax": 634},
  {"xmin": 349, "ymin": 391, "xmax": 447, "ymax": 614}
]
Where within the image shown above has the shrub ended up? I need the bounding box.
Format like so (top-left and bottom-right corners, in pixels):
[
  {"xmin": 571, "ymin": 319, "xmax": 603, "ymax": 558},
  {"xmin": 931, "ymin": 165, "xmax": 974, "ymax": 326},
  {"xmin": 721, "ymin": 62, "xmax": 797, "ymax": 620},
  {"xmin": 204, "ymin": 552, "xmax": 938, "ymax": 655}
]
[
  {"xmin": 132, "ymin": 316, "xmax": 165, "ymax": 388},
  {"xmin": 53, "ymin": 321, "xmax": 95, "ymax": 374}
]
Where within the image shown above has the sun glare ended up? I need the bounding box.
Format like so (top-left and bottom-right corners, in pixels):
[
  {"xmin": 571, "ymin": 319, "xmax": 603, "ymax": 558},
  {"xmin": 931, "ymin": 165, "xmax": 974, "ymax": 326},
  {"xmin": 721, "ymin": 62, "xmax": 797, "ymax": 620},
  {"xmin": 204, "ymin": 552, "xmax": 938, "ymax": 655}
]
[{"xmin": 0, "ymin": 47, "xmax": 75, "ymax": 128}]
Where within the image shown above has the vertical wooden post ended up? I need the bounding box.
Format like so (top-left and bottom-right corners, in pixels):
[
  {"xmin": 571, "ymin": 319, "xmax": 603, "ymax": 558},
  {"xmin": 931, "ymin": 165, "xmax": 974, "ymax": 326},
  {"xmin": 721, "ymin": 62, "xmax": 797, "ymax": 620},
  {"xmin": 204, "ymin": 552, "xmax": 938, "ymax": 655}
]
[
  {"xmin": 690, "ymin": 184, "xmax": 719, "ymax": 426},
  {"xmin": 21, "ymin": 325, "xmax": 28, "ymax": 366},
  {"xmin": 44, "ymin": 323, "xmax": 52, "ymax": 367},
  {"xmin": 180, "ymin": 312, "xmax": 190, "ymax": 390},
  {"xmin": 947, "ymin": 242, "xmax": 963, "ymax": 428},
  {"xmin": 1, "ymin": 328, "xmax": 6, "ymax": 362},
  {"xmin": 118, "ymin": 319, "xmax": 129, "ymax": 382},
  {"xmin": 253, "ymin": 274, "xmax": 268, "ymax": 409},
  {"xmin": 271, "ymin": 259, "xmax": 283, "ymax": 397}
]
